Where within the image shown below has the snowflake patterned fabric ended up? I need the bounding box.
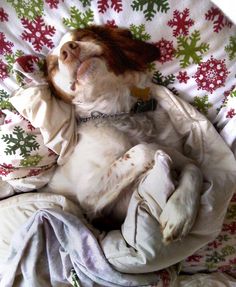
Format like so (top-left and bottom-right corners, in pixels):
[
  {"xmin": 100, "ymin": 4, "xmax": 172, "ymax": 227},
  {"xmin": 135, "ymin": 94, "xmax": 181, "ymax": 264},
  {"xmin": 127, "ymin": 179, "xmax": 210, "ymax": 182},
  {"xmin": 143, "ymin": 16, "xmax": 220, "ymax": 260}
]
[
  {"xmin": 0, "ymin": 0, "xmax": 235, "ymax": 124},
  {"xmin": 0, "ymin": 89, "xmax": 57, "ymax": 182},
  {"xmin": 0, "ymin": 0, "xmax": 236, "ymax": 285},
  {"xmin": 181, "ymin": 194, "xmax": 236, "ymax": 275}
]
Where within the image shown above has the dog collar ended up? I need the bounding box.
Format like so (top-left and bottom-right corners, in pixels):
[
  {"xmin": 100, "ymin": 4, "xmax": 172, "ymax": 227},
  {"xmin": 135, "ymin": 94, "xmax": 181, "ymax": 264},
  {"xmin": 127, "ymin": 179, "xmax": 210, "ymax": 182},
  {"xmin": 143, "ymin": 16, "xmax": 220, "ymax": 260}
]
[{"xmin": 78, "ymin": 98, "xmax": 157, "ymax": 123}]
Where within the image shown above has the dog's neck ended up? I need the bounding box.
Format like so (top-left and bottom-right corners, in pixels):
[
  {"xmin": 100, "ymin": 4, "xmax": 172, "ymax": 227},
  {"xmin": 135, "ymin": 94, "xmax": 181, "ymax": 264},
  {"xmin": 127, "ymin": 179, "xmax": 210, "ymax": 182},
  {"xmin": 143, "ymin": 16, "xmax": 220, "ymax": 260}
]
[{"xmin": 72, "ymin": 71, "xmax": 152, "ymax": 117}]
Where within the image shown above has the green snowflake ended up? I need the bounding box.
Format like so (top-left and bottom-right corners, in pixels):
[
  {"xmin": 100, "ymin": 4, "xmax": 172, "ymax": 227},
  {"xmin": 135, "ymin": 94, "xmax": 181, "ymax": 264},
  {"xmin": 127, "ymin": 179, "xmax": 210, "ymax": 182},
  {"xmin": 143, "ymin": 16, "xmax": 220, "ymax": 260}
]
[
  {"xmin": 205, "ymin": 261, "xmax": 217, "ymax": 271},
  {"xmin": 71, "ymin": 269, "xmax": 81, "ymax": 287},
  {"xmin": 0, "ymin": 89, "xmax": 10, "ymax": 102},
  {"xmin": 5, "ymin": 50, "xmax": 24, "ymax": 73},
  {"xmin": 6, "ymin": 0, "xmax": 44, "ymax": 20},
  {"xmin": 226, "ymin": 205, "xmax": 236, "ymax": 220},
  {"xmin": 131, "ymin": 0, "xmax": 170, "ymax": 21},
  {"xmin": 152, "ymin": 71, "xmax": 178, "ymax": 95},
  {"xmin": 15, "ymin": 71, "xmax": 25, "ymax": 86},
  {"xmin": 152, "ymin": 71, "xmax": 175, "ymax": 86},
  {"xmin": 20, "ymin": 154, "xmax": 42, "ymax": 167},
  {"xmin": 147, "ymin": 62, "xmax": 156, "ymax": 72},
  {"xmin": 221, "ymin": 245, "xmax": 236, "ymax": 257},
  {"xmin": 206, "ymin": 251, "xmax": 225, "ymax": 264},
  {"xmin": 80, "ymin": 0, "xmax": 91, "ymax": 7},
  {"xmin": 192, "ymin": 95, "xmax": 212, "ymax": 115},
  {"xmin": 217, "ymin": 234, "xmax": 230, "ymax": 243},
  {"xmin": 225, "ymin": 36, "xmax": 236, "ymax": 61},
  {"xmin": 2, "ymin": 126, "xmax": 40, "ymax": 158},
  {"xmin": 0, "ymin": 89, "xmax": 14, "ymax": 111},
  {"xmin": 63, "ymin": 7, "xmax": 94, "ymax": 29},
  {"xmin": 230, "ymin": 89, "xmax": 236, "ymax": 98},
  {"xmin": 130, "ymin": 24, "xmax": 151, "ymax": 41},
  {"xmin": 175, "ymin": 30, "xmax": 209, "ymax": 68}
]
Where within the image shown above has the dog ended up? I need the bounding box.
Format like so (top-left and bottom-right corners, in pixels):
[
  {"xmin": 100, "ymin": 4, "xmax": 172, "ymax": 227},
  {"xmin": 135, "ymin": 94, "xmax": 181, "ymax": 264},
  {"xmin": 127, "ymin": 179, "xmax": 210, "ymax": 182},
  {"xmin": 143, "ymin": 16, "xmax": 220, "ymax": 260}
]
[{"xmin": 45, "ymin": 25, "xmax": 203, "ymax": 243}]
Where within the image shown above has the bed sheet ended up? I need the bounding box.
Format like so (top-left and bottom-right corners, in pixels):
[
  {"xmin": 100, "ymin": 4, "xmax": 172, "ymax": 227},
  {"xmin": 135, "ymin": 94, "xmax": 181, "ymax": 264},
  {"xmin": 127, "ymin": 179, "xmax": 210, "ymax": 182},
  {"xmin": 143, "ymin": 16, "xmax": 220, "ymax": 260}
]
[
  {"xmin": 0, "ymin": 0, "xmax": 236, "ymax": 286},
  {"xmin": 0, "ymin": 0, "xmax": 235, "ymax": 119}
]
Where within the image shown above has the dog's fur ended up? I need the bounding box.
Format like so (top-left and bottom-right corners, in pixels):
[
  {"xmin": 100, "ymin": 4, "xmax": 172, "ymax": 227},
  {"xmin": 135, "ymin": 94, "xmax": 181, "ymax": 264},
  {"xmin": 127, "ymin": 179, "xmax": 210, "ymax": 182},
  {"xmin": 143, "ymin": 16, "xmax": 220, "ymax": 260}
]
[{"xmin": 46, "ymin": 26, "xmax": 202, "ymax": 243}]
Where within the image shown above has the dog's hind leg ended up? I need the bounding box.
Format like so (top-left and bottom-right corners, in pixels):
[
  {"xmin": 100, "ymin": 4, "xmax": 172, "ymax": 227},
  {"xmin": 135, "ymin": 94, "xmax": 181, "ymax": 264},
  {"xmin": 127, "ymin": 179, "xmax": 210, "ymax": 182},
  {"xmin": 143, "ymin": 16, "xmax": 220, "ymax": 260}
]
[{"xmin": 94, "ymin": 143, "xmax": 158, "ymax": 216}]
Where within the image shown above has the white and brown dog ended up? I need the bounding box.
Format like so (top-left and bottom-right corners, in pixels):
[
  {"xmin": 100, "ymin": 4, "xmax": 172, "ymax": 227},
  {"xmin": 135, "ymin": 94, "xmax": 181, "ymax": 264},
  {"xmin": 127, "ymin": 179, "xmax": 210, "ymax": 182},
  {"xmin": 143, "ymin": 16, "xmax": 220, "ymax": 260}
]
[{"xmin": 46, "ymin": 25, "xmax": 202, "ymax": 243}]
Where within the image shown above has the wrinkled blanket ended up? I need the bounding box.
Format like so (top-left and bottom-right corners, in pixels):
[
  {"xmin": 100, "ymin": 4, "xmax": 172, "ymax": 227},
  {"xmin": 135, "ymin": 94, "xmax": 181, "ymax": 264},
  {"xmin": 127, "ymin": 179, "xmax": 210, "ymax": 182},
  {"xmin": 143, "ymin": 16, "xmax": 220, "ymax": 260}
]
[
  {"xmin": 0, "ymin": 83, "xmax": 234, "ymax": 286},
  {"xmin": 0, "ymin": 209, "xmax": 169, "ymax": 287}
]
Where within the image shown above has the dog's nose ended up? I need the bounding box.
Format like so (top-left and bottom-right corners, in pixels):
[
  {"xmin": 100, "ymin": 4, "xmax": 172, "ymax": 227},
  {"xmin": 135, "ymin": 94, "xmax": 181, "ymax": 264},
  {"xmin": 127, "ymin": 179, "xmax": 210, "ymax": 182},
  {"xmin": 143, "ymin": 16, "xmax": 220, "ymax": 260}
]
[{"xmin": 60, "ymin": 41, "xmax": 80, "ymax": 62}]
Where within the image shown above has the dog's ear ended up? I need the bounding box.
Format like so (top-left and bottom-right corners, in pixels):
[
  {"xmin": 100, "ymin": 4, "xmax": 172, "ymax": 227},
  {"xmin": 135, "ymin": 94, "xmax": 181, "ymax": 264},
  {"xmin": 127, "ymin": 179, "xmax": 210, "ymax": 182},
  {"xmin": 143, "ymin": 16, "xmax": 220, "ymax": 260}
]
[
  {"xmin": 74, "ymin": 25, "xmax": 160, "ymax": 74},
  {"xmin": 94, "ymin": 26, "xmax": 161, "ymax": 72},
  {"xmin": 119, "ymin": 34, "xmax": 161, "ymax": 71}
]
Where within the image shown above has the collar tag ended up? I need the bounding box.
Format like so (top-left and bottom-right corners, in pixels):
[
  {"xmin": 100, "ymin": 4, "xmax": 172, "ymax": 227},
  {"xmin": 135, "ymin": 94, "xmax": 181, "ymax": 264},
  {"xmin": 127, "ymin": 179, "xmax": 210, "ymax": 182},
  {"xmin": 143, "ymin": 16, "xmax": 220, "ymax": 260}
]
[{"xmin": 130, "ymin": 86, "xmax": 150, "ymax": 101}]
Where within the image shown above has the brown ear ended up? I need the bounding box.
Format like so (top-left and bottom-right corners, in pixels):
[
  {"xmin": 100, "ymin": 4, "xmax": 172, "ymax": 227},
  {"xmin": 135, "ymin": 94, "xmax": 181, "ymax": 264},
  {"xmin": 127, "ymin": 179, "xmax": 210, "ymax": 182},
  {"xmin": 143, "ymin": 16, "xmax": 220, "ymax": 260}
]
[
  {"xmin": 119, "ymin": 35, "xmax": 161, "ymax": 70},
  {"xmin": 74, "ymin": 25, "xmax": 160, "ymax": 74},
  {"xmin": 93, "ymin": 25, "xmax": 160, "ymax": 72}
]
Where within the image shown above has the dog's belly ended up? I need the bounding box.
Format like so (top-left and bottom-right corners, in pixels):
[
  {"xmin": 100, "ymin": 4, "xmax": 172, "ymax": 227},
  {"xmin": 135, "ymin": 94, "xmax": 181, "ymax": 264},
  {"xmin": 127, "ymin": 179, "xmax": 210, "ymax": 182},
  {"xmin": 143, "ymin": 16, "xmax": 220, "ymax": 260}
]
[{"xmin": 49, "ymin": 122, "xmax": 133, "ymax": 211}]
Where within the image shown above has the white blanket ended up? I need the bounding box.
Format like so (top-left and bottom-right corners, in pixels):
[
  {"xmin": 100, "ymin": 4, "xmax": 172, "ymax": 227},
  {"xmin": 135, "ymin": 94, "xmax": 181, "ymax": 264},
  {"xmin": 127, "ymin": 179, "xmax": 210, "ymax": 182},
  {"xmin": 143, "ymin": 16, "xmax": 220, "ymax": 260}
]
[{"xmin": 6, "ymin": 83, "xmax": 236, "ymax": 275}]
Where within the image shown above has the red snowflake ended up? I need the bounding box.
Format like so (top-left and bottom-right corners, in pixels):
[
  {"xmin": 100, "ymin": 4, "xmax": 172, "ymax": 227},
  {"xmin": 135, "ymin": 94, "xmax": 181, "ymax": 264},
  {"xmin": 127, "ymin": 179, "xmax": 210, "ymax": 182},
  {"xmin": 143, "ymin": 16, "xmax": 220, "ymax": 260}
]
[
  {"xmin": 229, "ymin": 258, "xmax": 236, "ymax": 265},
  {"xmin": 222, "ymin": 222, "xmax": 236, "ymax": 234},
  {"xmin": 28, "ymin": 169, "xmax": 42, "ymax": 177},
  {"xmin": 45, "ymin": 0, "xmax": 64, "ymax": 9},
  {"xmin": 1, "ymin": 163, "xmax": 13, "ymax": 168},
  {"xmin": 155, "ymin": 38, "xmax": 175, "ymax": 64},
  {"xmin": 105, "ymin": 19, "xmax": 118, "ymax": 28},
  {"xmin": 207, "ymin": 239, "xmax": 222, "ymax": 249},
  {"xmin": 168, "ymin": 8, "xmax": 194, "ymax": 37},
  {"xmin": 48, "ymin": 148, "xmax": 57, "ymax": 157},
  {"xmin": 193, "ymin": 56, "xmax": 229, "ymax": 94},
  {"xmin": 4, "ymin": 119, "xmax": 12, "ymax": 124},
  {"xmin": 0, "ymin": 7, "xmax": 8, "ymax": 22},
  {"xmin": 21, "ymin": 17, "xmax": 56, "ymax": 52},
  {"xmin": 218, "ymin": 265, "xmax": 232, "ymax": 272},
  {"xmin": 185, "ymin": 254, "xmax": 203, "ymax": 263},
  {"xmin": 18, "ymin": 113, "xmax": 36, "ymax": 131},
  {"xmin": 226, "ymin": 108, "xmax": 236, "ymax": 119},
  {"xmin": 0, "ymin": 59, "xmax": 9, "ymax": 81},
  {"xmin": 205, "ymin": 7, "xmax": 232, "ymax": 33},
  {"xmin": 231, "ymin": 193, "xmax": 236, "ymax": 202},
  {"xmin": 0, "ymin": 163, "xmax": 14, "ymax": 176},
  {"xmin": 16, "ymin": 55, "xmax": 39, "ymax": 73},
  {"xmin": 0, "ymin": 32, "xmax": 14, "ymax": 55},
  {"xmin": 176, "ymin": 71, "xmax": 190, "ymax": 83},
  {"xmin": 223, "ymin": 85, "xmax": 236, "ymax": 104},
  {"xmin": 98, "ymin": 0, "xmax": 122, "ymax": 13},
  {"xmin": 159, "ymin": 270, "xmax": 171, "ymax": 287}
]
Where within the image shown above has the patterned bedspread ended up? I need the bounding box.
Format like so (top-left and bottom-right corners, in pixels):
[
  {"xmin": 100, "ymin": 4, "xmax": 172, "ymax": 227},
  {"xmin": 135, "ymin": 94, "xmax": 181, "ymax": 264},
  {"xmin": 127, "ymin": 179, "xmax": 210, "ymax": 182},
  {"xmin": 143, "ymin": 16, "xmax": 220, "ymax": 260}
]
[{"xmin": 0, "ymin": 0, "xmax": 236, "ymax": 286}]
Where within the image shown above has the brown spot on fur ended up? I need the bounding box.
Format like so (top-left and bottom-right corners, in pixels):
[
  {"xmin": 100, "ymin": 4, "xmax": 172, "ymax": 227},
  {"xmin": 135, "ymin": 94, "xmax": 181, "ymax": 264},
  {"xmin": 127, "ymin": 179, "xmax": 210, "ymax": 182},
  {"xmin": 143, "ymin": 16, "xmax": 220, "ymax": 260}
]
[
  {"xmin": 123, "ymin": 153, "xmax": 130, "ymax": 160},
  {"xmin": 107, "ymin": 169, "xmax": 111, "ymax": 177}
]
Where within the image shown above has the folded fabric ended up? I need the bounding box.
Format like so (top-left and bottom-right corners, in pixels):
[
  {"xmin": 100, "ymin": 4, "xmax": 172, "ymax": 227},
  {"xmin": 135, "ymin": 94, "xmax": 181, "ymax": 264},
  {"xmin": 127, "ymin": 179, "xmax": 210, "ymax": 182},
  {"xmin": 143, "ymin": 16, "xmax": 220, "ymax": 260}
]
[{"xmin": 0, "ymin": 208, "xmax": 174, "ymax": 287}]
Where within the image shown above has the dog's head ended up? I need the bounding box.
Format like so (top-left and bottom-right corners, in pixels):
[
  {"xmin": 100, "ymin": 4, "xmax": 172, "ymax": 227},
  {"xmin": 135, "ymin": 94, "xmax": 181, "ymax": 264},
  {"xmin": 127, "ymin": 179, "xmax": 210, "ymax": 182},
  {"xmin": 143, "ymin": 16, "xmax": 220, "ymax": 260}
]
[{"xmin": 46, "ymin": 25, "xmax": 160, "ymax": 103}]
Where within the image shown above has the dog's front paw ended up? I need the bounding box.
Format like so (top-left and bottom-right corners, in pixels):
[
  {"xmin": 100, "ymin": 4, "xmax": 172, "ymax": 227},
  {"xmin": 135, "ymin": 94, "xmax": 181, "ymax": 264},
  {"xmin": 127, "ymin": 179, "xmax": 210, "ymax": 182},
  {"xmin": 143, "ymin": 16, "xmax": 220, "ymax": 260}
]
[{"xmin": 159, "ymin": 191, "xmax": 199, "ymax": 245}]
